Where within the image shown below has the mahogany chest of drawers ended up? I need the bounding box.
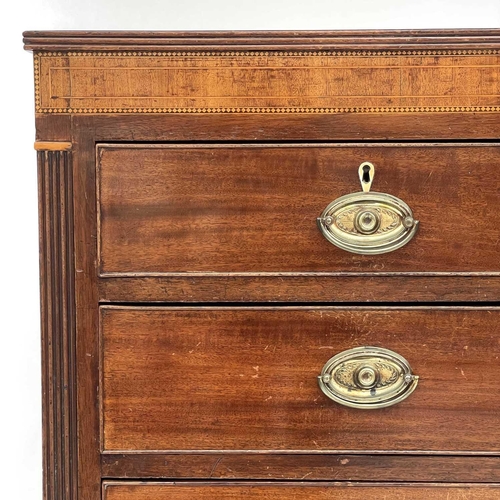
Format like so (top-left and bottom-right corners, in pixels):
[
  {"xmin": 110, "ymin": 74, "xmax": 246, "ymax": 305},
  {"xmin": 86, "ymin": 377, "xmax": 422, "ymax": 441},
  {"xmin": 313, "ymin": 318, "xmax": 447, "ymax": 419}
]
[{"xmin": 24, "ymin": 30, "xmax": 500, "ymax": 499}]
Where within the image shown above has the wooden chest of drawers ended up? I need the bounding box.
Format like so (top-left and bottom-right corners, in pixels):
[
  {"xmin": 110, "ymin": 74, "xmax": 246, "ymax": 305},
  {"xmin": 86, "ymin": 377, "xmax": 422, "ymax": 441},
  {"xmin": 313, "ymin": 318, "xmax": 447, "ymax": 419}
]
[{"xmin": 24, "ymin": 30, "xmax": 500, "ymax": 499}]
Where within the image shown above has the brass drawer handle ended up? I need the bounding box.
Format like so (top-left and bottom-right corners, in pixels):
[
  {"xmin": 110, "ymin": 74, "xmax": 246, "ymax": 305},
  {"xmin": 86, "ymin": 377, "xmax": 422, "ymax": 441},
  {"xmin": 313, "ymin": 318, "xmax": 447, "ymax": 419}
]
[
  {"xmin": 317, "ymin": 162, "xmax": 419, "ymax": 255},
  {"xmin": 318, "ymin": 346, "xmax": 419, "ymax": 409}
]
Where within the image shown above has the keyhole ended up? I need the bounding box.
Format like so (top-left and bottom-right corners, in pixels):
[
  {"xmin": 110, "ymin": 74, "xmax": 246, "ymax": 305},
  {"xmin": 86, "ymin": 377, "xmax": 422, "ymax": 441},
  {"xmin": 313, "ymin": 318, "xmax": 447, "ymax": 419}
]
[
  {"xmin": 362, "ymin": 164, "xmax": 371, "ymax": 184},
  {"xmin": 358, "ymin": 162, "xmax": 375, "ymax": 192}
]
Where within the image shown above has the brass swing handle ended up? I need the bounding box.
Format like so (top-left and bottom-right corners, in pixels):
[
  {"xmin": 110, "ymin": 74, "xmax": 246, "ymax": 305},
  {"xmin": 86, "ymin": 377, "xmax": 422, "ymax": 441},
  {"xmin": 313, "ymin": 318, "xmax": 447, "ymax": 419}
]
[
  {"xmin": 317, "ymin": 162, "xmax": 419, "ymax": 255},
  {"xmin": 318, "ymin": 346, "xmax": 419, "ymax": 410}
]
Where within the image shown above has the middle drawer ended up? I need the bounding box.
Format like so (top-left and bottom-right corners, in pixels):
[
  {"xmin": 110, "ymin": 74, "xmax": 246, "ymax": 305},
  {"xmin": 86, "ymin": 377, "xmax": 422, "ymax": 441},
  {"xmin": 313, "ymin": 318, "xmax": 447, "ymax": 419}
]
[{"xmin": 100, "ymin": 306, "xmax": 499, "ymax": 453}]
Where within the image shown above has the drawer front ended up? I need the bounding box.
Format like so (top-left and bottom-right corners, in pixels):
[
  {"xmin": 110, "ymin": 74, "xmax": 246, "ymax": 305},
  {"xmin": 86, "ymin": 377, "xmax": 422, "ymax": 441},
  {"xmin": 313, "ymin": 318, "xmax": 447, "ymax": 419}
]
[
  {"xmin": 98, "ymin": 143, "xmax": 500, "ymax": 275},
  {"xmin": 103, "ymin": 482, "xmax": 500, "ymax": 500},
  {"xmin": 101, "ymin": 307, "xmax": 500, "ymax": 453}
]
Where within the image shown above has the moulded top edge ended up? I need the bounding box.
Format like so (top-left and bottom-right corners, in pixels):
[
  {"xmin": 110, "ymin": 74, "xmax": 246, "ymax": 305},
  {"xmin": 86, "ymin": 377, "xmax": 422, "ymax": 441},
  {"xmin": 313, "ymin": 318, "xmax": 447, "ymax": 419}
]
[{"xmin": 22, "ymin": 28, "xmax": 500, "ymax": 52}]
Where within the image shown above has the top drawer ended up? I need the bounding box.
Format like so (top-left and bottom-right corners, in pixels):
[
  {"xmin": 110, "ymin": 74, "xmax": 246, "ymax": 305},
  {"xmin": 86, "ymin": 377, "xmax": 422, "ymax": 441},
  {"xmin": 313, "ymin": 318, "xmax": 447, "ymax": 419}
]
[{"xmin": 97, "ymin": 143, "xmax": 500, "ymax": 276}]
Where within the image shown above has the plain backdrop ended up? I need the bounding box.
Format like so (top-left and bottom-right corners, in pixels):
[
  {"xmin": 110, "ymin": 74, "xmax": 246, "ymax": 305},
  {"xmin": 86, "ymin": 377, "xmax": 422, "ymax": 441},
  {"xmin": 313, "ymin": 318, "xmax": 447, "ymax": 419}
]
[{"xmin": 2, "ymin": 1, "xmax": 500, "ymax": 497}]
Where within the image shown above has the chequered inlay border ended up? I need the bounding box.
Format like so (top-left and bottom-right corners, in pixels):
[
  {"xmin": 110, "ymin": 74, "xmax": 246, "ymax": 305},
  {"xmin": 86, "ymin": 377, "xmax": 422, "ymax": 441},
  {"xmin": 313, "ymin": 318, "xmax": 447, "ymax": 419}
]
[{"xmin": 34, "ymin": 50, "xmax": 500, "ymax": 114}]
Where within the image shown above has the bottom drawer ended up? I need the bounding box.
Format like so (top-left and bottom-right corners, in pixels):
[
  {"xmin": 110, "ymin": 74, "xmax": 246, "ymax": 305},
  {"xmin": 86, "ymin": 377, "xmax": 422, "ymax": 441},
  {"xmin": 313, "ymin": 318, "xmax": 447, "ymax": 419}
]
[{"xmin": 103, "ymin": 482, "xmax": 500, "ymax": 499}]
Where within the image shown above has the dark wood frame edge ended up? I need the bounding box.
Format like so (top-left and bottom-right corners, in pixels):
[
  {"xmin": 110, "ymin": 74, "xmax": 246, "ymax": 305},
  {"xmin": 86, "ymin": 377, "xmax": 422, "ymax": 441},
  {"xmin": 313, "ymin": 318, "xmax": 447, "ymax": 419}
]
[
  {"xmin": 38, "ymin": 147, "xmax": 78, "ymax": 500},
  {"xmin": 99, "ymin": 453, "xmax": 500, "ymax": 482},
  {"xmin": 22, "ymin": 29, "xmax": 500, "ymax": 51}
]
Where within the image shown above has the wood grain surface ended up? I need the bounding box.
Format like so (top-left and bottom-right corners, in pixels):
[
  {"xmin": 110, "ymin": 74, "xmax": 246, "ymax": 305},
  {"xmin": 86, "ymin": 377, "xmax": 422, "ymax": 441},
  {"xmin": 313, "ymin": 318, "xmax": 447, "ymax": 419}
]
[
  {"xmin": 72, "ymin": 118, "xmax": 102, "ymax": 500},
  {"xmin": 103, "ymin": 482, "xmax": 500, "ymax": 500},
  {"xmin": 23, "ymin": 29, "xmax": 500, "ymax": 51},
  {"xmin": 89, "ymin": 112, "xmax": 500, "ymax": 141},
  {"xmin": 98, "ymin": 144, "xmax": 500, "ymax": 275},
  {"xmin": 101, "ymin": 307, "xmax": 500, "ymax": 453},
  {"xmin": 101, "ymin": 453, "xmax": 500, "ymax": 482},
  {"xmin": 37, "ymin": 147, "xmax": 78, "ymax": 500},
  {"xmin": 35, "ymin": 50, "xmax": 500, "ymax": 114},
  {"xmin": 98, "ymin": 275, "xmax": 500, "ymax": 303},
  {"xmin": 29, "ymin": 32, "xmax": 500, "ymax": 499}
]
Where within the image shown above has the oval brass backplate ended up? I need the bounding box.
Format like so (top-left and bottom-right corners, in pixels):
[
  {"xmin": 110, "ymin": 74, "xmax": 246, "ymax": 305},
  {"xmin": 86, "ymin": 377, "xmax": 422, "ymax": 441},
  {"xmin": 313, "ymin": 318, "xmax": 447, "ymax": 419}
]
[
  {"xmin": 317, "ymin": 162, "xmax": 419, "ymax": 255},
  {"xmin": 318, "ymin": 346, "xmax": 419, "ymax": 409}
]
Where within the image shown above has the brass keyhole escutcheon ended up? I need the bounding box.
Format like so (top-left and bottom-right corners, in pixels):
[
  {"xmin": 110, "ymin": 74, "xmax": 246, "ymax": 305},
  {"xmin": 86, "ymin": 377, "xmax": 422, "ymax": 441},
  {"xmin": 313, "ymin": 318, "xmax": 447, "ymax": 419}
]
[
  {"xmin": 359, "ymin": 161, "xmax": 375, "ymax": 192},
  {"xmin": 317, "ymin": 162, "xmax": 419, "ymax": 255}
]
